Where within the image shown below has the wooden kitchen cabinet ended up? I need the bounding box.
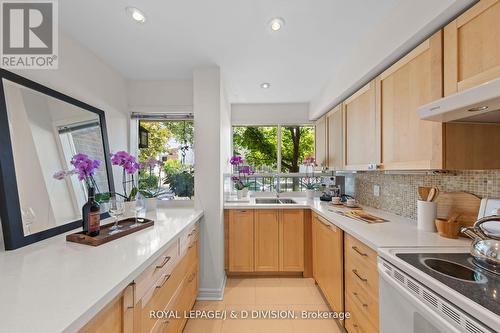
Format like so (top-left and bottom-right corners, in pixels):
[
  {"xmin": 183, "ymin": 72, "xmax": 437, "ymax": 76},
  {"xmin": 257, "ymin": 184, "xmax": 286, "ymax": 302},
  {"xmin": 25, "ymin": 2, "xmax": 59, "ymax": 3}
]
[
  {"xmin": 254, "ymin": 209, "xmax": 280, "ymax": 271},
  {"xmin": 444, "ymin": 0, "xmax": 500, "ymax": 96},
  {"xmin": 312, "ymin": 212, "xmax": 344, "ymax": 313},
  {"xmin": 80, "ymin": 223, "xmax": 200, "ymax": 333},
  {"xmin": 326, "ymin": 104, "xmax": 343, "ymax": 170},
  {"xmin": 228, "ymin": 210, "xmax": 255, "ymax": 272},
  {"xmin": 315, "ymin": 115, "xmax": 328, "ymax": 167},
  {"xmin": 226, "ymin": 209, "xmax": 304, "ymax": 274},
  {"xmin": 279, "ymin": 209, "xmax": 305, "ymax": 272},
  {"xmin": 344, "ymin": 233, "xmax": 379, "ymax": 333},
  {"xmin": 343, "ymin": 81, "xmax": 380, "ymax": 170},
  {"xmin": 377, "ymin": 31, "xmax": 444, "ymax": 170},
  {"xmin": 80, "ymin": 285, "xmax": 134, "ymax": 333}
]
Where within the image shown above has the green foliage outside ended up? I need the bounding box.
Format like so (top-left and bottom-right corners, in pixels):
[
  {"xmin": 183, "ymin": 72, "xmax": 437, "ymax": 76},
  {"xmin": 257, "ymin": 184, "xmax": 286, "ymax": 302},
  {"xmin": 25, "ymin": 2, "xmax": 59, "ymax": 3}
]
[
  {"xmin": 138, "ymin": 121, "xmax": 194, "ymax": 199},
  {"xmin": 232, "ymin": 126, "xmax": 314, "ymax": 173}
]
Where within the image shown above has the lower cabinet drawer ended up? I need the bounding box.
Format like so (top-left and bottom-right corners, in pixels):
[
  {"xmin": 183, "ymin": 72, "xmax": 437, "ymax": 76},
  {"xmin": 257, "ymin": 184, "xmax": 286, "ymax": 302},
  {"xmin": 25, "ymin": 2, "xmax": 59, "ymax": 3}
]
[
  {"xmin": 135, "ymin": 241, "xmax": 179, "ymax": 301},
  {"xmin": 345, "ymin": 271, "xmax": 378, "ymax": 330},
  {"xmin": 180, "ymin": 224, "xmax": 199, "ymax": 256},
  {"xmin": 151, "ymin": 262, "xmax": 199, "ymax": 333},
  {"xmin": 140, "ymin": 239, "xmax": 198, "ymax": 333},
  {"xmin": 345, "ymin": 294, "xmax": 378, "ymax": 333}
]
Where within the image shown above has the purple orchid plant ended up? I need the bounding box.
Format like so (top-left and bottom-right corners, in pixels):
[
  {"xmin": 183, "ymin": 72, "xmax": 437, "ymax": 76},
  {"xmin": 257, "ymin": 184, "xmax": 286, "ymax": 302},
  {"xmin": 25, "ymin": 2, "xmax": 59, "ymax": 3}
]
[
  {"xmin": 53, "ymin": 153, "xmax": 101, "ymax": 192},
  {"xmin": 230, "ymin": 155, "xmax": 254, "ymax": 191},
  {"xmin": 110, "ymin": 151, "xmax": 141, "ymax": 201},
  {"xmin": 302, "ymin": 155, "xmax": 318, "ymax": 190}
]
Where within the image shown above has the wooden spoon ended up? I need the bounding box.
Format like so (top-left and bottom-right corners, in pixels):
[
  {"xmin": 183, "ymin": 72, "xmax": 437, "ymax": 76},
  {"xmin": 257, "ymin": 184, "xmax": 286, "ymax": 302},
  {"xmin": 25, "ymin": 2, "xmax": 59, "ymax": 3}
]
[
  {"xmin": 427, "ymin": 188, "xmax": 436, "ymax": 202},
  {"xmin": 427, "ymin": 187, "xmax": 439, "ymax": 202},
  {"xmin": 418, "ymin": 186, "xmax": 431, "ymax": 201}
]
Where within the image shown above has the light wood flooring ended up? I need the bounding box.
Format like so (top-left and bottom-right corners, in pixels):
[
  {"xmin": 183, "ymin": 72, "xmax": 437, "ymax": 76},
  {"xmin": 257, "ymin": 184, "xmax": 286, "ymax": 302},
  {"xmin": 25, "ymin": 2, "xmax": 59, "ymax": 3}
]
[{"xmin": 183, "ymin": 277, "xmax": 342, "ymax": 333}]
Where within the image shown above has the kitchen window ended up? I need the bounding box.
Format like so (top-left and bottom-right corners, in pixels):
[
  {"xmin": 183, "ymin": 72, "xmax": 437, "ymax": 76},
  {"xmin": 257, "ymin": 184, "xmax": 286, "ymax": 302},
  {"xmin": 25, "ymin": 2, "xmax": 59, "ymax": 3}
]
[
  {"xmin": 133, "ymin": 114, "xmax": 194, "ymax": 200},
  {"xmin": 231, "ymin": 125, "xmax": 317, "ymax": 192}
]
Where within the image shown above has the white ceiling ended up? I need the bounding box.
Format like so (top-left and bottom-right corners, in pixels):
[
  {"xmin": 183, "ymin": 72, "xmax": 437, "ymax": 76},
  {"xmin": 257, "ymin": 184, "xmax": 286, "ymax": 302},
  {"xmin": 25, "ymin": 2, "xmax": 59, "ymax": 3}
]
[{"xmin": 59, "ymin": 0, "xmax": 403, "ymax": 104}]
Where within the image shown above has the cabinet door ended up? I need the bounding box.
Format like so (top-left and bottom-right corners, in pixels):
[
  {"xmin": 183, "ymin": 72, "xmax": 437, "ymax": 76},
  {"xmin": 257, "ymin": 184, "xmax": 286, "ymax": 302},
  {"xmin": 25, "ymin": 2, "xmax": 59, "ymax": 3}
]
[
  {"xmin": 279, "ymin": 209, "xmax": 304, "ymax": 272},
  {"xmin": 228, "ymin": 210, "xmax": 254, "ymax": 272},
  {"xmin": 314, "ymin": 115, "xmax": 328, "ymax": 167},
  {"xmin": 444, "ymin": 0, "xmax": 500, "ymax": 95},
  {"xmin": 80, "ymin": 291, "xmax": 128, "ymax": 333},
  {"xmin": 312, "ymin": 214, "xmax": 344, "ymax": 313},
  {"xmin": 343, "ymin": 81, "xmax": 380, "ymax": 170},
  {"xmin": 327, "ymin": 105, "xmax": 343, "ymax": 170},
  {"xmin": 377, "ymin": 32, "xmax": 444, "ymax": 170},
  {"xmin": 254, "ymin": 209, "xmax": 279, "ymax": 271}
]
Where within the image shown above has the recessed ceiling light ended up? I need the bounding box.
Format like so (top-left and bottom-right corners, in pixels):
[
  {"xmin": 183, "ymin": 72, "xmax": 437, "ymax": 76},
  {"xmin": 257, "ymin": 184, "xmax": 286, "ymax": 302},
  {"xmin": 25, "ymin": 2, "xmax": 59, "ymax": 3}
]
[
  {"xmin": 260, "ymin": 82, "xmax": 271, "ymax": 89},
  {"xmin": 269, "ymin": 17, "xmax": 285, "ymax": 31},
  {"xmin": 126, "ymin": 7, "xmax": 146, "ymax": 23}
]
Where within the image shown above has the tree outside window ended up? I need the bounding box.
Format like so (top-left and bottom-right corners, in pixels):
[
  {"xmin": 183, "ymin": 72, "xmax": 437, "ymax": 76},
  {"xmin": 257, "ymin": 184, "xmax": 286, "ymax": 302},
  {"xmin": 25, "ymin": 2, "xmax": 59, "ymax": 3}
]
[{"xmin": 138, "ymin": 120, "xmax": 194, "ymax": 199}]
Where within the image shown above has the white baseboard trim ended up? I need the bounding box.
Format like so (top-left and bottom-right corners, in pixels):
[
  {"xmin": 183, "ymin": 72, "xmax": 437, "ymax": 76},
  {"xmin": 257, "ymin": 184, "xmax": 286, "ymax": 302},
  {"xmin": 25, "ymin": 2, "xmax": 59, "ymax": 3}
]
[{"xmin": 197, "ymin": 274, "xmax": 227, "ymax": 301}]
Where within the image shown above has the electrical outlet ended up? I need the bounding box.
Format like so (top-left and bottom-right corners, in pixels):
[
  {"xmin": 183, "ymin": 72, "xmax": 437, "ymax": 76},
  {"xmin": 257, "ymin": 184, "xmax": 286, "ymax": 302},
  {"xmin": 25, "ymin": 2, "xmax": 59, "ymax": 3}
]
[{"xmin": 373, "ymin": 185, "xmax": 380, "ymax": 197}]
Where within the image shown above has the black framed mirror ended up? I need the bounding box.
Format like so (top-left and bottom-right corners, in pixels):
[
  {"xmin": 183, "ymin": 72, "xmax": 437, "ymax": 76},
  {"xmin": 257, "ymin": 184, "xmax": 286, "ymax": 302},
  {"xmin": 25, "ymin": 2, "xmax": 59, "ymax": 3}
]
[{"xmin": 0, "ymin": 69, "xmax": 115, "ymax": 250}]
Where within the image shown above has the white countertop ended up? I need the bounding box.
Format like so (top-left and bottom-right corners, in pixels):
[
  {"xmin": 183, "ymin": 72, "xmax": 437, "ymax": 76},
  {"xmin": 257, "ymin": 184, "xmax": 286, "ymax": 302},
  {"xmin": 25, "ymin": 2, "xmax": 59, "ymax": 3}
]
[
  {"xmin": 225, "ymin": 197, "xmax": 470, "ymax": 250},
  {"xmin": 0, "ymin": 207, "xmax": 203, "ymax": 333}
]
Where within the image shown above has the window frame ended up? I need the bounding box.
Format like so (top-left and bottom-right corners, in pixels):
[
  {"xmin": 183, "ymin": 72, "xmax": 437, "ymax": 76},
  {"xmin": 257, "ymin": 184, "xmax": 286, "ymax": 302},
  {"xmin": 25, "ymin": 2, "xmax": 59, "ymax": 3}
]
[{"xmin": 231, "ymin": 124, "xmax": 315, "ymax": 174}]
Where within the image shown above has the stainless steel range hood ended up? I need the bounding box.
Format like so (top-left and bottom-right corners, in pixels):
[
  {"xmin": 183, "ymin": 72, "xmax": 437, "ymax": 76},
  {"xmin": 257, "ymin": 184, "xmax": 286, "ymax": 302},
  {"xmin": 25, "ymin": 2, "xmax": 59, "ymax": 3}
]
[{"xmin": 418, "ymin": 77, "xmax": 500, "ymax": 123}]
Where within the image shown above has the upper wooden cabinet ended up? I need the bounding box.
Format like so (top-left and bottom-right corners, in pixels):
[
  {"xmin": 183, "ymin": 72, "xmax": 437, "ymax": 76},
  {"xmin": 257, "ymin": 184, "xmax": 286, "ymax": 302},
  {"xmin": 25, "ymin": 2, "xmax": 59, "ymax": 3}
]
[
  {"xmin": 377, "ymin": 31, "xmax": 444, "ymax": 170},
  {"xmin": 314, "ymin": 115, "xmax": 328, "ymax": 167},
  {"xmin": 343, "ymin": 81, "xmax": 380, "ymax": 170},
  {"xmin": 444, "ymin": 0, "xmax": 500, "ymax": 95},
  {"xmin": 327, "ymin": 104, "xmax": 343, "ymax": 170}
]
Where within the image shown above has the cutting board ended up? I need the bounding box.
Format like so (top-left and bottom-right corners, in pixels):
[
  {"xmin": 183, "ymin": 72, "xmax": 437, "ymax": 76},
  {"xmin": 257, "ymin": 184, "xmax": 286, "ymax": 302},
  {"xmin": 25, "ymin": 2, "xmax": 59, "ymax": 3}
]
[{"xmin": 435, "ymin": 192, "xmax": 481, "ymax": 227}]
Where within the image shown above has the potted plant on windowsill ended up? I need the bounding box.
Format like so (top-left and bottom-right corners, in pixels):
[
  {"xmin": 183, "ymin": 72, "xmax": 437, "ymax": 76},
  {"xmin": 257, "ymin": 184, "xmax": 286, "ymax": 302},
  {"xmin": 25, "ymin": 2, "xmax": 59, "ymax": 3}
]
[
  {"xmin": 302, "ymin": 155, "xmax": 317, "ymax": 200},
  {"xmin": 230, "ymin": 155, "xmax": 253, "ymax": 199}
]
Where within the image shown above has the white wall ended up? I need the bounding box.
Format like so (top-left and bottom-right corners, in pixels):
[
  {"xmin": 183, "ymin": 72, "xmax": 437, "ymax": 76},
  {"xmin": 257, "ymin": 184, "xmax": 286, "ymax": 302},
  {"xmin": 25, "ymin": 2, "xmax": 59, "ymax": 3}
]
[
  {"xmin": 128, "ymin": 79, "xmax": 193, "ymax": 114},
  {"xmin": 232, "ymin": 103, "xmax": 311, "ymax": 125},
  {"xmin": 309, "ymin": 0, "xmax": 475, "ymax": 119},
  {"xmin": 10, "ymin": 30, "xmax": 129, "ymax": 191},
  {"xmin": 193, "ymin": 67, "xmax": 228, "ymax": 299},
  {"xmin": 1, "ymin": 31, "xmax": 129, "ymax": 250}
]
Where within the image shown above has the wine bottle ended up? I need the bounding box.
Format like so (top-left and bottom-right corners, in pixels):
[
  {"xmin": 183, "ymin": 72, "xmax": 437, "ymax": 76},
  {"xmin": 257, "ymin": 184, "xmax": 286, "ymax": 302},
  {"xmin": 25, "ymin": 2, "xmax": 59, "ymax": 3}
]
[{"xmin": 82, "ymin": 187, "xmax": 100, "ymax": 236}]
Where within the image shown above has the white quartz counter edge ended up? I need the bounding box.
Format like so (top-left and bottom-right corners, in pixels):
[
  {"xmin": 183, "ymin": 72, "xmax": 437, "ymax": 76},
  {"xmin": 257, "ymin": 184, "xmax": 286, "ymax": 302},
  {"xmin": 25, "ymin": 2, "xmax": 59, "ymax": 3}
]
[
  {"xmin": 224, "ymin": 198, "xmax": 470, "ymax": 250},
  {"xmin": 0, "ymin": 208, "xmax": 203, "ymax": 333}
]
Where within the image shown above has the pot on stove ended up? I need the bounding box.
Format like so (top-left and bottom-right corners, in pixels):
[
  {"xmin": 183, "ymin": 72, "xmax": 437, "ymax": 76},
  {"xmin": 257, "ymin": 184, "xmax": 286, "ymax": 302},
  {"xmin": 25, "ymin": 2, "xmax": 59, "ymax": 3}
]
[{"xmin": 461, "ymin": 215, "xmax": 500, "ymax": 274}]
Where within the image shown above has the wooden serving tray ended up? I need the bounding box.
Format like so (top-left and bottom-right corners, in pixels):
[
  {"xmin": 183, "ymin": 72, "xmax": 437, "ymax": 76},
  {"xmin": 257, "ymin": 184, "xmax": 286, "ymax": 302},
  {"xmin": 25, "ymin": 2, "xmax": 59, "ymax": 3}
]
[{"xmin": 66, "ymin": 218, "xmax": 154, "ymax": 246}]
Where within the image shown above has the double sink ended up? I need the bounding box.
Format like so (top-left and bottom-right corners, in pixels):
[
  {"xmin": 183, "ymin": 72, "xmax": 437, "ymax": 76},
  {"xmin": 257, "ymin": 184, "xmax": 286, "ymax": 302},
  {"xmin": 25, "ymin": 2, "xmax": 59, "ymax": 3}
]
[{"xmin": 255, "ymin": 198, "xmax": 297, "ymax": 204}]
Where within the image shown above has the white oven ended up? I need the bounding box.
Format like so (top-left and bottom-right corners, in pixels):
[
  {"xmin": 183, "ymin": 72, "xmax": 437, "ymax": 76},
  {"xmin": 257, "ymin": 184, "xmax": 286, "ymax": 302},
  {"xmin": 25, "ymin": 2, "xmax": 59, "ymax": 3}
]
[{"xmin": 378, "ymin": 258, "xmax": 494, "ymax": 333}]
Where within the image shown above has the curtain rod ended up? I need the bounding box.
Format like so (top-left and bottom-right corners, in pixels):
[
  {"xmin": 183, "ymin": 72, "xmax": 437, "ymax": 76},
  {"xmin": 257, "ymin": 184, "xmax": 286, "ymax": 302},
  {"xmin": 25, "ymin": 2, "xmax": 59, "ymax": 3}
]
[{"xmin": 131, "ymin": 112, "xmax": 194, "ymax": 120}]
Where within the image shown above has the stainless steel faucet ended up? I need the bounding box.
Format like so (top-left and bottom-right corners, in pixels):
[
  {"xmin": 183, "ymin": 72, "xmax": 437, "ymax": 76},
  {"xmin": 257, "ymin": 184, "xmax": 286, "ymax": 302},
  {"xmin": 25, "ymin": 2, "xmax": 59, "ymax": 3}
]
[{"xmin": 274, "ymin": 174, "xmax": 280, "ymax": 198}]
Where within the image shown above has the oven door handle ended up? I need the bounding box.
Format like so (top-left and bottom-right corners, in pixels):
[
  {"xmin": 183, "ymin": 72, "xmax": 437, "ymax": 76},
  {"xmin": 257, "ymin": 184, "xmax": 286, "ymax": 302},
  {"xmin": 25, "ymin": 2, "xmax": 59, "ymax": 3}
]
[{"xmin": 378, "ymin": 263, "xmax": 462, "ymax": 333}]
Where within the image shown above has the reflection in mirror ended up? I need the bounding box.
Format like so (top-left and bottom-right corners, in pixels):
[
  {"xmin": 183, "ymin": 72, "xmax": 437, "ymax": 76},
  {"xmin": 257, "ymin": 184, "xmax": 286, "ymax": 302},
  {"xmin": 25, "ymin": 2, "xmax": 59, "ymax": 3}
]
[{"xmin": 2, "ymin": 78, "xmax": 109, "ymax": 236}]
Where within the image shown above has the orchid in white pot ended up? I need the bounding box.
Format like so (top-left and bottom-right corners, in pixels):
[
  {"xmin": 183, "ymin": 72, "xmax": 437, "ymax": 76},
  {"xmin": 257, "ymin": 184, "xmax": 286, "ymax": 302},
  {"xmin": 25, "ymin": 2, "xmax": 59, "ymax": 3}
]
[
  {"xmin": 230, "ymin": 155, "xmax": 253, "ymax": 199},
  {"xmin": 302, "ymin": 156, "xmax": 318, "ymax": 200}
]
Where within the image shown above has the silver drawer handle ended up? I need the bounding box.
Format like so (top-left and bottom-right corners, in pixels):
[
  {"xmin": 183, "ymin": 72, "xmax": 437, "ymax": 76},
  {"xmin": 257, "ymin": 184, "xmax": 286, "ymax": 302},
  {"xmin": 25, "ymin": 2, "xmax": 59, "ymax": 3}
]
[
  {"xmin": 352, "ymin": 269, "xmax": 367, "ymax": 282},
  {"xmin": 352, "ymin": 246, "xmax": 368, "ymax": 257},
  {"xmin": 353, "ymin": 291, "xmax": 368, "ymax": 308},
  {"xmin": 156, "ymin": 274, "xmax": 171, "ymax": 289},
  {"xmin": 155, "ymin": 256, "xmax": 171, "ymax": 269}
]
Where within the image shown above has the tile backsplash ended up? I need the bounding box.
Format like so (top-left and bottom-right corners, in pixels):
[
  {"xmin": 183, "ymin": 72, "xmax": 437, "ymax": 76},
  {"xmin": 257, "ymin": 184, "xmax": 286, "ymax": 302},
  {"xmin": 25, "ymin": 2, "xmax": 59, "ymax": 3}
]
[{"xmin": 348, "ymin": 170, "xmax": 500, "ymax": 221}]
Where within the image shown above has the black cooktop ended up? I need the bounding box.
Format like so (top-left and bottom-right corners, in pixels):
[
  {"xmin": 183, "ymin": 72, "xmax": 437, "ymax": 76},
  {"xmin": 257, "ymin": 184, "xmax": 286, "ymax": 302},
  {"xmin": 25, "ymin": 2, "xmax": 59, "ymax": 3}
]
[{"xmin": 396, "ymin": 253, "xmax": 500, "ymax": 316}]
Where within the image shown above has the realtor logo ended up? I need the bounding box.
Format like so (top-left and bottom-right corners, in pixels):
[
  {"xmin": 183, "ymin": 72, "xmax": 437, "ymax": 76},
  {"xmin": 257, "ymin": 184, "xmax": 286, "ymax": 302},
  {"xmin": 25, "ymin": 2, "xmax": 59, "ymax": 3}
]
[{"xmin": 1, "ymin": 0, "xmax": 58, "ymax": 69}]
